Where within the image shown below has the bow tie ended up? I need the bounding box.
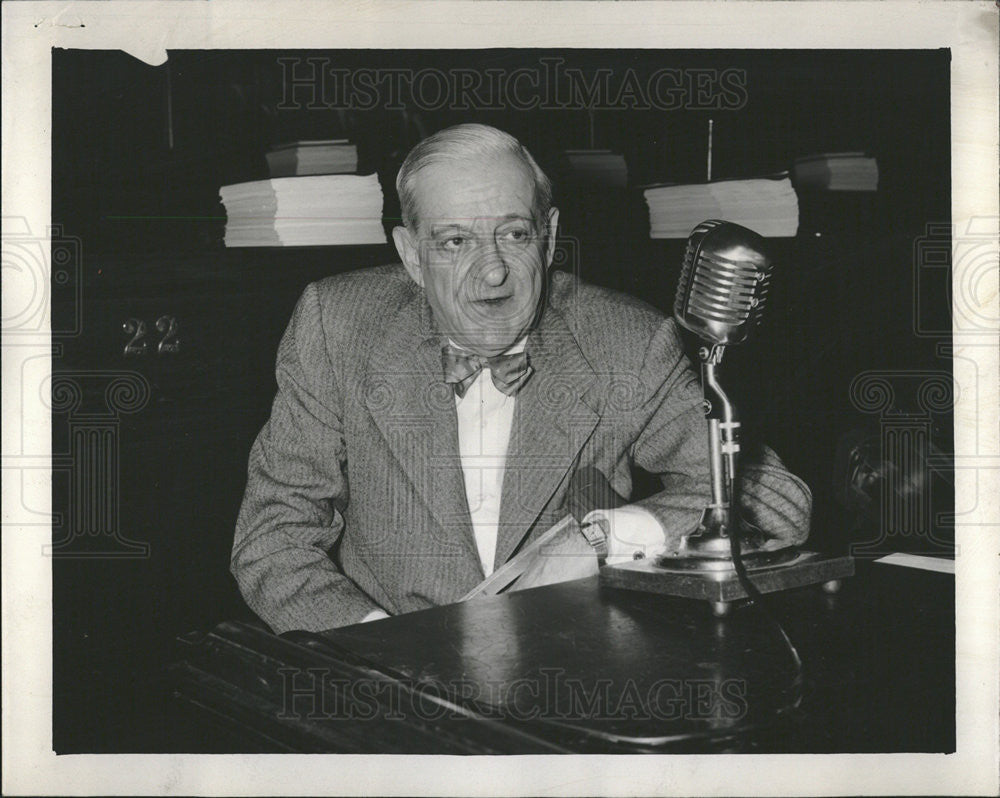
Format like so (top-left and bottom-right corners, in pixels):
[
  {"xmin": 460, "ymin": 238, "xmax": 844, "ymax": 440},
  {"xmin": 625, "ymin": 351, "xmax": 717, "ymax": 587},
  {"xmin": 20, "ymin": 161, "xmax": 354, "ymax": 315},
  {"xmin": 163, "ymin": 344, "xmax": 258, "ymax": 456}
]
[{"xmin": 441, "ymin": 344, "xmax": 533, "ymax": 398}]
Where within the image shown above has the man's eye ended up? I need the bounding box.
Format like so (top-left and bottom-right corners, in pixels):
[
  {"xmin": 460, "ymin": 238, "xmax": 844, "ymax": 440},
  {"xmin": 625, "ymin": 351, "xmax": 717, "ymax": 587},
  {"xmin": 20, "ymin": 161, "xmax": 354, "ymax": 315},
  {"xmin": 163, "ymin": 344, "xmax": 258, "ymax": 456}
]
[
  {"xmin": 441, "ymin": 236, "xmax": 466, "ymax": 250},
  {"xmin": 501, "ymin": 228, "xmax": 530, "ymax": 243}
]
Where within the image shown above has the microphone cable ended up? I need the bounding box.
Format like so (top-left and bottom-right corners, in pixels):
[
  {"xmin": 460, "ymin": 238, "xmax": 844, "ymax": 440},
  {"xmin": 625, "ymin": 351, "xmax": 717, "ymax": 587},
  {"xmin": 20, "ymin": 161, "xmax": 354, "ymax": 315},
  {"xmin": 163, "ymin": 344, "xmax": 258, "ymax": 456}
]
[{"xmin": 727, "ymin": 486, "xmax": 804, "ymax": 689}]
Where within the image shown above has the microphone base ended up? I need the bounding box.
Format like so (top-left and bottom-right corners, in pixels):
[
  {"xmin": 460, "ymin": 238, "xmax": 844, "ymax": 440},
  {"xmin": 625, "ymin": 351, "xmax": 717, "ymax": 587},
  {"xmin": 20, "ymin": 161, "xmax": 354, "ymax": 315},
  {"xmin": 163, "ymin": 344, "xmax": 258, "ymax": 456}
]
[
  {"xmin": 656, "ymin": 547, "xmax": 800, "ymax": 573},
  {"xmin": 665, "ymin": 506, "xmax": 777, "ymax": 567},
  {"xmin": 601, "ymin": 550, "xmax": 856, "ymax": 617}
]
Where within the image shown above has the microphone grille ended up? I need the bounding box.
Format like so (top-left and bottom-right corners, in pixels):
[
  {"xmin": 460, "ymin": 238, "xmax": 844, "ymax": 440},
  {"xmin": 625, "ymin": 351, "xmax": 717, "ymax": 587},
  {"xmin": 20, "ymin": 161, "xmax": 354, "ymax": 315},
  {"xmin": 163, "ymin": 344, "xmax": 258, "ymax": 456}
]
[{"xmin": 673, "ymin": 220, "xmax": 774, "ymax": 346}]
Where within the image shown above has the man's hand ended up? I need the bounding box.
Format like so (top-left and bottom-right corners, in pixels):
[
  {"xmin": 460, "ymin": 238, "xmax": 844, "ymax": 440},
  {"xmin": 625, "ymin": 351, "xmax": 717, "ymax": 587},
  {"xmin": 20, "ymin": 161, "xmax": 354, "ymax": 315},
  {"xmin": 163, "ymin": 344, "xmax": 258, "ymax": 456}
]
[
  {"xmin": 508, "ymin": 519, "xmax": 599, "ymax": 593},
  {"xmin": 592, "ymin": 506, "xmax": 669, "ymax": 564},
  {"xmin": 509, "ymin": 506, "xmax": 669, "ymax": 593}
]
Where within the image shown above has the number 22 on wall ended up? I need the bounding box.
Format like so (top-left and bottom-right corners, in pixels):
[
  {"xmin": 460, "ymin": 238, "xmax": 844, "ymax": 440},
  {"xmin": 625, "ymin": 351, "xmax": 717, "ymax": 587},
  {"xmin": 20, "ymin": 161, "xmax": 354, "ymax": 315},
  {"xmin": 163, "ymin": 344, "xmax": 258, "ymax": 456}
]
[{"xmin": 122, "ymin": 316, "xmax": 180, "ymax": 357}]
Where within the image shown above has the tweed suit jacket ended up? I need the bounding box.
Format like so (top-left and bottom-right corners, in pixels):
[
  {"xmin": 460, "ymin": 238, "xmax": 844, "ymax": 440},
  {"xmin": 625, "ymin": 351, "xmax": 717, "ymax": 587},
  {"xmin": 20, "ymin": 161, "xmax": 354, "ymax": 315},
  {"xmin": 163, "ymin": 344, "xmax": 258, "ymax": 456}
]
[{"xmin": 232, "ymin": 264, "xmax": 812, "ymax": 633}]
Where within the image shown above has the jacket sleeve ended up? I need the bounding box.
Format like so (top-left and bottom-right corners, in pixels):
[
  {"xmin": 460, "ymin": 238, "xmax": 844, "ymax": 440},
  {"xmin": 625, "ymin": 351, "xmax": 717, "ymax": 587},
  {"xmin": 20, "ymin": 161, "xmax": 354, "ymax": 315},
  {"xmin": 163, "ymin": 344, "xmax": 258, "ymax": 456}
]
[
  {"xmin": 627, "ymin": 319, "xmax": 812, "ymax": 552},
  {"xmin": 231, "ymin": 282, "xmax": 382, "ymax": 633}
]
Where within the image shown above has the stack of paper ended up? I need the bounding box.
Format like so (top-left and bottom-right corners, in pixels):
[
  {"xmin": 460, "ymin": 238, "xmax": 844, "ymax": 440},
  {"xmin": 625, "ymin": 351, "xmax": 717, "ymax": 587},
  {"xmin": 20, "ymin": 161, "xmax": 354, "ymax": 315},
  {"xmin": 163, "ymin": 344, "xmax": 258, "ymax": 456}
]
[
  {"xmin": 265, "ymin": 139, "xmax": 359, "ymax": 177},
  {"xmin": 793, "ymin": 153, "xmax": 879, "ymax": 191},
  {"xmin": 643, "ymin": 175, "xmax": 800, "ymax": 239},
  {"xmin": 220, "ymin": 174, "xmax": 387, "ymax": 247},
  {"xmin": 564, "ymin": 150, "xmax": 628, "ymax": 188}
]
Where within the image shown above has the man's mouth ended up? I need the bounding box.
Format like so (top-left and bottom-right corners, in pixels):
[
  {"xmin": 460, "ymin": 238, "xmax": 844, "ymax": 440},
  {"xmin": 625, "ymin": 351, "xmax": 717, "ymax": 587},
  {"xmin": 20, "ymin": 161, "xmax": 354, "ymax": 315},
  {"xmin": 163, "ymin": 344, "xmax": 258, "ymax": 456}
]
[{"xmin": 475, "ymin": 295, "xmax": 512, "ymax": 306}]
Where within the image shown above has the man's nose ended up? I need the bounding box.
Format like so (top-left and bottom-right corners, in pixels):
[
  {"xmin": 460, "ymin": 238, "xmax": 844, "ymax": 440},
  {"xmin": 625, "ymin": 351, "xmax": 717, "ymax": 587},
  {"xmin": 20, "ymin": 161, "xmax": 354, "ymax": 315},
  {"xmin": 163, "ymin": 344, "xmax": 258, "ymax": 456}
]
[{"xmin": 481, "ymin": 259, "xmax": 509, "ymax": 287}]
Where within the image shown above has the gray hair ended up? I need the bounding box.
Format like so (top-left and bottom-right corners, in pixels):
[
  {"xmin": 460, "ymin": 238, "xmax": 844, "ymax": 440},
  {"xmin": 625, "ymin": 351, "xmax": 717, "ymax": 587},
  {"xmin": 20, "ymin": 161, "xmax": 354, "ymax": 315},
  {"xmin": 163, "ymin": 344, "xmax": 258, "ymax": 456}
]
[{"xmin": 395, "ymin": 123, "xmax": 553, "ymax": 231}]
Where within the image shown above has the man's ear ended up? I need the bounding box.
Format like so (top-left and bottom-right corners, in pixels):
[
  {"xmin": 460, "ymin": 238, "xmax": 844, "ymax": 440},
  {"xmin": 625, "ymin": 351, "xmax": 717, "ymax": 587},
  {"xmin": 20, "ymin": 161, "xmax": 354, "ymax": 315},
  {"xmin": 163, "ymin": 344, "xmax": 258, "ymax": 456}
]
[
  {"xmin": 392, "ymin": 225, "xmax": 424, "ymax": 288},
  {"xmin": 543, "ymin": 207, "xmax": 560, "ymax": 268}
]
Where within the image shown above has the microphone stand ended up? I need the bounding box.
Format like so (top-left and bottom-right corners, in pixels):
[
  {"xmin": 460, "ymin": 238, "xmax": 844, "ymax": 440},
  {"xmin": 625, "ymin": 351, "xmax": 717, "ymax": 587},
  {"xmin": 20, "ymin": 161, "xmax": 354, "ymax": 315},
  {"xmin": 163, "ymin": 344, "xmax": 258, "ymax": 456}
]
[
  {"xmin": 688, "ymin": 344, "xmax": 739, "ymax": 555},
  {"xmin": 667, "ymin": 343, "xmax": 787, "ymax": 567}
]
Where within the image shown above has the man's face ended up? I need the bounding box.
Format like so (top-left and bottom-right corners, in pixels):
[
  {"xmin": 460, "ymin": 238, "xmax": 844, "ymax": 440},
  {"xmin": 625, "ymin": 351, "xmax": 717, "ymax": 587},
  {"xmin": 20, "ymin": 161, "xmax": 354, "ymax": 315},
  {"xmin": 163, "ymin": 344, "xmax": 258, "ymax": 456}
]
[{"xmin": 393, "ymin": 153, "xmax": 559, "ymax": 357}]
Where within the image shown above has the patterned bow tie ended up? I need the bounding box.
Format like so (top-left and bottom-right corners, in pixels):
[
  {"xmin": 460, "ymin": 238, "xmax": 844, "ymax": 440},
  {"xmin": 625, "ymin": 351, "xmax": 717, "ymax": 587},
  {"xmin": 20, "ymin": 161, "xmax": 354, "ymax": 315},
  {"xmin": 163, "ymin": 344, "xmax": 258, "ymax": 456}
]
[{"xmin": 441, "ymin": 345, "xmax": 533, "ymax": 398}]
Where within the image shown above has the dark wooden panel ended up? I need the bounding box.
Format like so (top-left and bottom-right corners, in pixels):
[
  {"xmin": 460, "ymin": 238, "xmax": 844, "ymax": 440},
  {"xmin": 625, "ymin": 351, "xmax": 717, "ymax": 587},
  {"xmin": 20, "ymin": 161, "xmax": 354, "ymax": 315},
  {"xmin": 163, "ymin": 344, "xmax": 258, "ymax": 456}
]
[{"xmin": 51, "ymin": 244, "xmax": 396, "ymax": 752}]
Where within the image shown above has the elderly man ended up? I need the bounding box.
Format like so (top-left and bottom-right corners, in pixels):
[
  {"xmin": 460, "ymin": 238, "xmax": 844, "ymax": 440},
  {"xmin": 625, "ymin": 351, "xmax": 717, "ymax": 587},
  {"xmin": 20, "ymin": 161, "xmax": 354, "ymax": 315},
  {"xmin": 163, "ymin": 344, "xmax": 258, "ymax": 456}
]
[{"xmin": 232, "ymin": 123, "xmax": 811, "ymax": 633}]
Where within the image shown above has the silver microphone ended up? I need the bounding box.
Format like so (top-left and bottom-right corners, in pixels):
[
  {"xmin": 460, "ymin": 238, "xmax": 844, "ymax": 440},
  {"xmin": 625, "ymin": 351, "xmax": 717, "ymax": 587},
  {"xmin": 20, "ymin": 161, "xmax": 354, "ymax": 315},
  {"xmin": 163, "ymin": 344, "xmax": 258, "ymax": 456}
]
[
  {"xmin": 661, "ymin": 220, "xmax": 777, "ymax": 563},
  {"xmin": 673, "ymin": 220, "xmax": 773, "ymax": 346}
]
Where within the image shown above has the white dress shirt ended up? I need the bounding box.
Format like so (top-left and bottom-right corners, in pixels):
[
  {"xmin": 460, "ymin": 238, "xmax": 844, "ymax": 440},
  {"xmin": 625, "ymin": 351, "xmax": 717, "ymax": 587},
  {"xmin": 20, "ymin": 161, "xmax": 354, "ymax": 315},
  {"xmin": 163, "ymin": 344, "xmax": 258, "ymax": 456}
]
[{"xmin": 454, "ymin": 352, "xmax": 520, "ymax": 577}]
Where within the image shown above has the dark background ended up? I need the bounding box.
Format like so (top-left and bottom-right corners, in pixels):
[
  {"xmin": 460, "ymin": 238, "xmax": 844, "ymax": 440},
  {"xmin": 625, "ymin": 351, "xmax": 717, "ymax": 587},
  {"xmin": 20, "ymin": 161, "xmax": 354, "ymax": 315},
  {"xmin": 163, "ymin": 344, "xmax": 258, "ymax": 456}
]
[{"xmin": 50, "ymin": 48, "xmax": 953, "ymax": 752}]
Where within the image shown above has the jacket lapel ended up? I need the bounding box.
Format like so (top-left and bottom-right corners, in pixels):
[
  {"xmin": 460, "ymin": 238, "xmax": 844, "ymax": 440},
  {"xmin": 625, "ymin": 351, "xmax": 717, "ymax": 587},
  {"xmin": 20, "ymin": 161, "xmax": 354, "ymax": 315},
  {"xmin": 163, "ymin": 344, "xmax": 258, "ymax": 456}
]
[
  {"xmin": 495, "ymin": 302, "xmax": 600, "ymax": 567},
  {"xmin": 362, "ymin": 289, "xmax": 480, "ymax": 569}
]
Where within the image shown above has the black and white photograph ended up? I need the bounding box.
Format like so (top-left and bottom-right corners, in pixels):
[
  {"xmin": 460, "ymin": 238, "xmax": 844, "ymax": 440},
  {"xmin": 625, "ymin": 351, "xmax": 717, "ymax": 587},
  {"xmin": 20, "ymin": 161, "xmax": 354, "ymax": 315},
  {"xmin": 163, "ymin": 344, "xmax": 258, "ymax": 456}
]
[{"xmin": 2, "ymin": 2, "xmax": 998, "ymax": 795}]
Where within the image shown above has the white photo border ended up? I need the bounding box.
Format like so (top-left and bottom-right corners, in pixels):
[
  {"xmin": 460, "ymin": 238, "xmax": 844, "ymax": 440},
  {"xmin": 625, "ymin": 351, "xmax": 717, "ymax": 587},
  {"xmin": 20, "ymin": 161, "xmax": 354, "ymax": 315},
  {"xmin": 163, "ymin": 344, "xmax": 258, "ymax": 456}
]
[{"xmin": 2, "ymin": 1, "xmax": 997, "ymax": 795}]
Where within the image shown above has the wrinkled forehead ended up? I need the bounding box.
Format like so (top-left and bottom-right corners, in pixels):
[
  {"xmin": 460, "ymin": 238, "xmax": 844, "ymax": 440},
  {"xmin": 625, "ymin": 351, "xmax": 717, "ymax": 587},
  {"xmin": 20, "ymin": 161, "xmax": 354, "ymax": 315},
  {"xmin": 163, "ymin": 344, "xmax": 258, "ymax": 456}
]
[{"xmin": 411, "ymin": 153, "xmax": 537, "ymax": 232}]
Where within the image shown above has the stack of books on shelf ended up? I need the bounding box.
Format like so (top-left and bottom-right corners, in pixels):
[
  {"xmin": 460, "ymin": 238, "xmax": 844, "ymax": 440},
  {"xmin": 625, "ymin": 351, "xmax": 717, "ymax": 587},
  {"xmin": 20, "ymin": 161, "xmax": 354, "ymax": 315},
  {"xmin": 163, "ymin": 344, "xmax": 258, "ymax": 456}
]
[
  {"xmin": 643, "ymin": 174, "xmax": 800, "ymax": 239},
  {"xmin": 220, "ymin": 173, "xmax": 387, "ymax": 247},
  {"xmin": 563, "ymin": 149, "xmax": 628, "ymax": 188},
  {"xmin": 792, "ymin": 152, "xmax": 879, "ymax": 192},
  {"xmin": 265, "ymin": 139, "xmax": 359, "ymax": 177}
]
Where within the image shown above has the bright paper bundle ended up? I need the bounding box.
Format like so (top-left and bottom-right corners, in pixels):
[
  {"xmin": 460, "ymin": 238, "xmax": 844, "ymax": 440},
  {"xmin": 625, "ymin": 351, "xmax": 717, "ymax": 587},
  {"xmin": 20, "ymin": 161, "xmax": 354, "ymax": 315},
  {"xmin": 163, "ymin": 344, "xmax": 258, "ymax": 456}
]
[
  {"xmin": 643, "ymin": 175, "xmax": 800, "ymax": 239},
  {"xmin": 221, "ymin": 173, "xmax": 387, "ymax": 247}
]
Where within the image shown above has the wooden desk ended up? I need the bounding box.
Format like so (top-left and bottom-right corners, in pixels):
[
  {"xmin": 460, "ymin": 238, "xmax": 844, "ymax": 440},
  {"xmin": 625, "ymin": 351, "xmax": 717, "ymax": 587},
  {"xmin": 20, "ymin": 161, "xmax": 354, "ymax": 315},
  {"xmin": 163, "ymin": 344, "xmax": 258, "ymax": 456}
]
[{"xmin": 170, "ymin": 558, "xmax": 953, "ymax": 753}]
